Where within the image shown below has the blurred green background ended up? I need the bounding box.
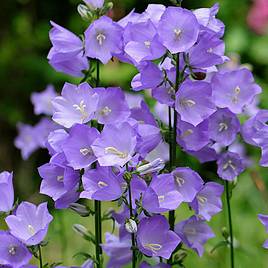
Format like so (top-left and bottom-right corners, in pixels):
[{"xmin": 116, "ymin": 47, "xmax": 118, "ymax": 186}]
[{"xmin": 0, "ymin": 0, "xmax": 268, "ymax": 267}]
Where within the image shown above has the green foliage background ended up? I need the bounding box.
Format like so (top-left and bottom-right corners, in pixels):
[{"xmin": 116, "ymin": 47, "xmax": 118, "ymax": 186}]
[{"xmin": 0, "ymin": 0, "xmax": 268, "ymax": 267}]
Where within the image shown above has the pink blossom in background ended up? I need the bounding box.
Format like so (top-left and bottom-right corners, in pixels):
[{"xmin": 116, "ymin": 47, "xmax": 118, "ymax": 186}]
[{"xmin": 247, "ymin": 0, "xmax": 268, "ymax": 34}]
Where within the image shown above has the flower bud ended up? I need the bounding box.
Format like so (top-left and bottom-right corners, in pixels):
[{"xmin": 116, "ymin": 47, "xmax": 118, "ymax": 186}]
[
  {"xmin": 83, "ymin": 0, "xmax": 104, "ymax": 10},
  {"xmin": 73, "ymin": 224, "xmax": 89, "ymax": 238},
  {"xmin": 125, "ymin": 219, "xmax": 138, "ymax": 233},
  {"xmin": 77, "ymin": 4, "xmax": 93, "ymax": 21},
  {"xmin": 69, "ymin": 203, "xmax": 91, "ymax": 217},
  {"xmin": 137, "ymin": 158, "xmax": 165, "ymax": 175}
]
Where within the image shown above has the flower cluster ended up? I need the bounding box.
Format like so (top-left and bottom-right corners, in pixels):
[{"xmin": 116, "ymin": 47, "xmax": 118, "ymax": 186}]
[{"xmin": 9, "ymin": 0, "xmax": 267, "ymax": 267}]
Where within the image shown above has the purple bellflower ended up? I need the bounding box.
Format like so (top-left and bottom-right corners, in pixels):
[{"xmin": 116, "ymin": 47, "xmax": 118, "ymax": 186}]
[
  {"xmin": 94, "ymin": 87, "xmax": 130, "ymax": 124},
  {"xmin": 137, "ymin": 215, "xmax": 181, "ymax": 259},
  {"xmin": 142, "ymin": 174, "xmax": 183, "ymax": 213},
  {"xmin": 208, "ymin": 108, "xmax": 240, "ymax": 146},
  {"xmin": 62, "ymin": 124, "xmax": 99, "ymax": 170},
  {"xmin": 123, "ymin": 19, "xmax": 165, "ymax": 63},
  {"xmin": 0, "ymin": 171, "xmax": 14, "ymax": 213},
  {"xmin": 80, "ymin": 166, "xmax": 123, "ymax": 201},
  {"xmin": 217, "ymin": 151, "xmax": 245, "ymax": 181},
  {"xmin": 92, "ymin": 123, "xmax": 137, "ymax": 167},
  {"xmin": 48, "ymin": 21, "xmax": 88, "ymax": 77},
  {"xmin": 211, "ymin": 69, "xmax": 262, "ymax": 114},
  {"xmin": 193, "ymin": 3, "xmax": 225, "ymax": 37},
  {"xmin": 258, "ymin": 214, "xmax": 268, "ymax": 248},
  {"xmin": 52, "ymin": 82, "xmax": 98, "ymax": 128},
  {"xmin": 31, "ymin": 85, "xmax": 57, "ymax": 116},
  {"xmin": 5, "ymin": 202, "xmax": 53, "ymax": 246},
  {"xmin": 190, "ymin": 182, "xmax": 224, "ymax": 221},
  {"xmin": 158, "ymin": 7, "xmax": 199, "ymax": 53},
  {"xmin": 175, "ymin": 216, "xmax": 215, "ymax": 256},
  {"xmin": 176, "ymin": 118, "xmax": 210, "ymax": 152},
  {"xmin": 83, "ymin": 0, "xmax": 104, "ymax": 9},
  {"xmin": 171, "ymin": 167, "xmax": 204, "ymax": 203},
  {"xmin": 0, "ymin": 231, "xmax": 32, "ymax": 268},
  {"xmin": 38, "ymin": 157, "xmax": 80, "ymax": 209},
  {"xmin": 84, "ymin": 16, "xmax": 123, "ymax": 64},
  {"xmin": 175, "ymin": 80, "xmax": 216, "ymax": 126}
]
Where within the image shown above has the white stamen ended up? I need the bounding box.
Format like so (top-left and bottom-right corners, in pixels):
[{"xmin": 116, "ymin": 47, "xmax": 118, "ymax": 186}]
[
  {"xmin": 27, "ymin": 224, "xmax": 36, "ymax": 235},
  {"xmin": 144, "ymin": 41, "xmax": 151, "ymax": 48},
  {"xmin": 100, "ymin": 106, "xmax": 112, "ymax": 116},
  {"xmin": 180, "ymin": 99, "xmax": 196, "ymax": 108},
  {"xmin": 223, "ymin": 160, "xmax": 236, "ymax": 171},
  {"xmin": 8, "ymin": 245, "xmax": 17, "ymax": 256},
  {"xmin": 98, "ymin": 181, "xmax": 108, "ymax": 188},
  {"xmin": 218, "ymin": 122, "xmax": 228, "ymax": 132},
  {"xmin": 144, "ymin": 243, "xmax": 162, "ymax": 254},
  {"xmin": 181, "ymin": 129, "xmax": 193, "ymax": 138},
  {"xmin": 174, "ymin": 174, "xmax": 185, "ymax": 187},
  {"xmin": 232, "ymin": 86, "xmax": 241, "ymax": 104},
  {"xmin": 207, "ymin": 48, "xmax": 213, "ymax": 53},
  {"xmin": 73, "ymin": 100, "xmax": 88, "ymax": 120},
  {"xmin": 80, "ymin": 148, "xmax": 92, "ymax": 156},
  {"xmin": 105, "ymin": 147, "xmax": 127, "ymax": 159},
  {"xmin": 158, "ymin": 195, "xmax": 165, "ymax": 202},
  {"xmin": 184, "ymin": 227, "xmax": 197, "ymax": 235},
  {"xmin": 57, "ymin": 175, "xmax": 64, "ymax": 182},
  {"xmin": 197, "ymin": 195, "xmax": 207, "ymax": 204},
  {"xmin": 174, "ymin": 28, "xmax": 182, "ymax": 39},
  {"xmin": 96, "ymin": 33, "xmax": 106, "ymax": 46}
]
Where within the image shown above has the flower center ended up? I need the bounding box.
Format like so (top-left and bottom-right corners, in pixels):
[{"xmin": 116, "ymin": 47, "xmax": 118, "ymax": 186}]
[
  {"xmin": 181, "ymin": 129, "xmax": 193, "ymax": 138},
  {"xmin": 57, "ymin": 175, "xmax": 64, "ymax": 182},
  {"xmin": 144, "ymin": 243, "xmax": 162, "ymax": 254},
  {"xmin": 27, "ymin": 224, "xmax": 36, "ymax": 235},
  {"xmin": 144, "ymin": 41, "xmax": 151, "ymax": 48},
  {"xmin": 73, "ymin": 100, "xmax": 88, "ymax": 120},
  {"xmin": 98, "ymin": 181, "xmax": 108, "ymax": 188},
  {"xmin": 223, "ymin": 160, "xmax": 236, "ymax": 171},
  {"xmin": 8, "ymin": 245, "xmax": 17, "ymax": 256},
  {"xmin": 232, "ymin": 86, "xmax": 241, "ymax": 104},
  {"xmin": 158, "ymin": 195, "xmax": 165, "ymax": 203},
  {"xmin": 100, "ymin": 106, "xmax": 112, "ymax": 116},
  {"xmin": 96, "ymin": 33, "xmax": 106, "ymax": 46},
  {"xmin": 184, "ymin": 227, "xmax": 197, "ymax": 235},
  {"xmin": 80, "ymin": 147, "xmax": 93, "ymax": 156},
  {"xmin": 174, "ymin": 28, "xmax": 182, "ymax": 39},
  {"xmin": 174, "ymin": 174, "xmax": 185, "ymax": 187},
  {"xmin": 105, "ymin": 147, "xmax": 127, "ymax": 159},
  {"xmin": 218, "ymin": 122, "xmax": 228, "ymax": 132},
  {"xmin": 197, "ymin": 195, "xmax": 207, "ymax": 204},
  {"xmin": 180, "ymin": 98, "xmax": 196, "ymax": 108}
]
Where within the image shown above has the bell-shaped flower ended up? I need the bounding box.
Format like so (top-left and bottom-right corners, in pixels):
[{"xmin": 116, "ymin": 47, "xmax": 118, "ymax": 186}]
[{"xmin": 5, "ymin": 202, "xmax": 53, "ymax": 246}]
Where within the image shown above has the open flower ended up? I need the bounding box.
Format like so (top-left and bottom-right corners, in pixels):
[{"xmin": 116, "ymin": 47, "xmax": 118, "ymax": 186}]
[
  {"xmin": 92, "ymin": 123, "xmax": 137, "ymax": 166},
  {"xmin": 175, "ymin": 216, "xmax": 215, "ymax": 256},
  {"xmin": 52, "ymin": 82, "xmax": 98, "ymax": 128},
  {"xmin": 158, "ymin": 7, "xmax": 199, "ymax": 53},
  {"xmin": 137, "ymin": 215, "xmax": 181, "ymax": 259},
  {"xmin": 0, "ymin": 231, "xmax": 32, "ymax": 268},
  {"xmin": 5, "ymin": 202, "xmax": 53, "ymax": 246}
]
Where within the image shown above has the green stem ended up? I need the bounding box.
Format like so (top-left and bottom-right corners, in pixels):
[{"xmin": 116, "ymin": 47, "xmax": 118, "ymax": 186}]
[
  {"xmin": 168, "ymin": 53, "xmax": 180, "ymax": 265},
  {"xmin": 128, "ymin": 182, "xmax": 137, "ymax": 268},
  {"xmin": 95, "ymin": 60, "xmax": 102, "ymax": 268},
  {"xmin": 38, "ymin": 244, "xmax": 43, "ymax": 268},
  {"xmin": 225, "ymin": 181, "xmax": 234, "ymax": 268}
]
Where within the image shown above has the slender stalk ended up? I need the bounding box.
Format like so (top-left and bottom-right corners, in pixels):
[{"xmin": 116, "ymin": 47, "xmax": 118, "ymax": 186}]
[
  {"xmin": 225, "ymin": 181, "xmax": 234, "ymax": 268},
  {"xmin": 128, "ymin": 182, "xmax": 137, "ymax": 268},
  {"xmin": 168, "ymin": 53, "xmax": 180, "ymax": 265},
  {"xmin": 38, "ymin": 244, "xmax": 43, "ymax": 268},
  {"xmin": 95, "ymin": 60, "xmax": 102, "ymax": 268}
]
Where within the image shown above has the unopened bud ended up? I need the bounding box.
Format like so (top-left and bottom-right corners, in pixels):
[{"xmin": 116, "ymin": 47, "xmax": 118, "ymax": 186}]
[
  {"xmin": 69, "ymin": 203, "xmax": 90, "ymax": 217},
  {"xmin": 77, "ymin": 4, "xmax": 93, "ymax": 21},
  {"xmin": 222, "ymin": 227, "xmax": 229, "ymax": 240},
  {"xmin": 73, "ymin": 224, "xmax": 89, "ymax": 238},
  {"xmin": 137, "ymin": 158, "xmax": 165, "ymax": 175},
  {"xmin": 125, "ymin": 218, "xmax": 138, "ymax": 233}
]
